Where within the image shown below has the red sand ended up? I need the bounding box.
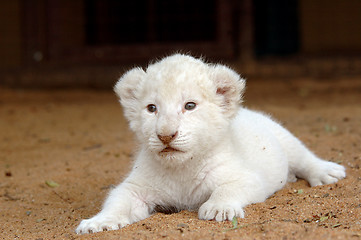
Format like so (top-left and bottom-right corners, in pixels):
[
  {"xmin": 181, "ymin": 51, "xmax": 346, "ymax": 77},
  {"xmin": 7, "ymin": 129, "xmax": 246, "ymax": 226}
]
[{"xmin": 1, "ymin": 77, "xmax": 360, "ymax": 239}]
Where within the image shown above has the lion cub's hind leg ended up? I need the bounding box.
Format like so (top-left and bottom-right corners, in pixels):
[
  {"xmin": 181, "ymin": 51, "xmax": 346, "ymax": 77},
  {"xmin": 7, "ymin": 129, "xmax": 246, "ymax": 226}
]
[
  {"xmin": 294, "ymin": 153, "xmax": 346, "ymax": 187},
  {"xmin": 286, "ymin": 138, "xmax": 346, "ymax": 187},
  {"xmin": 254, "ymin": 110, "xmax": 346, "ymax": 187}
]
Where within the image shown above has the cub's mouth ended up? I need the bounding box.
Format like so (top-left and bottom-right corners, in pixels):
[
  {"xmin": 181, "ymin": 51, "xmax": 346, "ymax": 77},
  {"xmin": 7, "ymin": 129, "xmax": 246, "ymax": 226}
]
[{"xmin": 159, "ymin": 146, "xmax": 182, "ymax": 154}]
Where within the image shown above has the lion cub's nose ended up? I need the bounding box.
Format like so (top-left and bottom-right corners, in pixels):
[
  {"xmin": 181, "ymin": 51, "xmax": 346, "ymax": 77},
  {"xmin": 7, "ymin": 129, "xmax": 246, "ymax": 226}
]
[{"xmin": 157, "ymin": 132, "xmax": 178, "ymax": 145}]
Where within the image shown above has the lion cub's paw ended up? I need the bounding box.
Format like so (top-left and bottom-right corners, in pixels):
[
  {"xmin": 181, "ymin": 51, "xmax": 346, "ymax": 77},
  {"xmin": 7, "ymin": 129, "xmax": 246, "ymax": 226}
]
[
  {"xmin": 198, "ymin": 200, "xmax": 245, "ymax": 222},
  {"xmin": 307, "ymin": 160, "xmax": 346, "ymax": 187},
  {"xmin": 75, "ymin": 214, "xmax": 130, "ymax": 234}
]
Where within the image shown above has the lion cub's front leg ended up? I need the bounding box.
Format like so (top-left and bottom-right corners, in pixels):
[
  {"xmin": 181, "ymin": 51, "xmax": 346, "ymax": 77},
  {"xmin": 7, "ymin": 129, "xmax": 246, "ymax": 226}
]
[
  {"xmin": 76, "ymin": 183, "xmax": 151, "ymax": 234},
  {"xmin": 198, "ymin": 171, "xmax": 268, "ymax": 222}
]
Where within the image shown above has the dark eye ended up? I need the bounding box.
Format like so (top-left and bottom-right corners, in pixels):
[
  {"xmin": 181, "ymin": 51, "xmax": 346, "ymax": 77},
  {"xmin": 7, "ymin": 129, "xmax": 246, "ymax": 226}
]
[
  {"xmin": 184, "ymin": 102, "xmax": 196, "ymax": 111},
  {"xmin": 147, "ymin": 104, "xmax": 157, "ymax": 113}
]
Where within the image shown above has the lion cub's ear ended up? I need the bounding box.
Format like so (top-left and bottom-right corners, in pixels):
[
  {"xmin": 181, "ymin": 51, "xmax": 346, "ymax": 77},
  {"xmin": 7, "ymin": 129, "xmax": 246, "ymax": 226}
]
[
  {"xmin": 114, "ymin": 67, "xmax": 146, "ymax": 123},
  {"xmin": 210, "ymin": 64, "xmax": 246, "ymax": 118}
]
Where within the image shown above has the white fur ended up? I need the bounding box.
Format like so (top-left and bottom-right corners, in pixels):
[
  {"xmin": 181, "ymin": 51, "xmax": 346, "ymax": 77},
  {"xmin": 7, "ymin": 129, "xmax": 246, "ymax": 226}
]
[{"xmin": 76, "ymin": 54, "xmax": 346, "ymax": 234}]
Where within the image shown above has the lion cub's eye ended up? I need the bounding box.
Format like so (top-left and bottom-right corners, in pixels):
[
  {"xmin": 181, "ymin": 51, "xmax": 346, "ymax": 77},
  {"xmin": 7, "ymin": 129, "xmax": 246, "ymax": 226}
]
[
  {"xmin": 184, "ymin": 102, "xmax": 197, "ymax": 111},
  {"xmin": 147, "ymin": 104, "xmax": 157, "ymax": 113}
]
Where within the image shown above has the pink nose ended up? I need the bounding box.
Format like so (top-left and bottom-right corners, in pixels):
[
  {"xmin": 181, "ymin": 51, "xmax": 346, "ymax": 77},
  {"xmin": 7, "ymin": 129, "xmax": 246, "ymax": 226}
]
[{"xmin": 157, "ymin": 132, "xmax": 178, "ymax": 145}]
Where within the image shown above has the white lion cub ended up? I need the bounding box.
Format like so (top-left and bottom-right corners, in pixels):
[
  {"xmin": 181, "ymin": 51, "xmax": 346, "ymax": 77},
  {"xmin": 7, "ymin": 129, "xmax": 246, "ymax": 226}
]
[{"xmin": 76, "ymin": 54, "xmax": 346, "ymax": 234}]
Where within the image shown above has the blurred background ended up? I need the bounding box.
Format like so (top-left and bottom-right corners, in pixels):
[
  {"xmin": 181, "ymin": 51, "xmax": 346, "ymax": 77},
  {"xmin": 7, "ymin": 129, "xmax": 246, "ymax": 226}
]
[{"xmin": 1, "ymin": 0, "xmax": 361, "ymax": 88}]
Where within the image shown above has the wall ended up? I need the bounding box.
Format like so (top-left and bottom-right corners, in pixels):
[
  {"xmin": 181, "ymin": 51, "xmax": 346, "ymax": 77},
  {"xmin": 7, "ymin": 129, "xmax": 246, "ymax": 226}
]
[
  {"xmin": 0, "ymin": 0, "xmax": 22, "ymax": 69},
  {"xmin": 300, "ymin": 0, "xmax": 361, "ymax": 54}
]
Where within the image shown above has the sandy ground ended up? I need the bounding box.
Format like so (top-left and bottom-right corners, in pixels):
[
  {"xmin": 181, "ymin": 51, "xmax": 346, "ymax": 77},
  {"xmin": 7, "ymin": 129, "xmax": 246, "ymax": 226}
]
[{"xmin": 1, "ymin": 76, "xmax": 361, "ymax": 239}]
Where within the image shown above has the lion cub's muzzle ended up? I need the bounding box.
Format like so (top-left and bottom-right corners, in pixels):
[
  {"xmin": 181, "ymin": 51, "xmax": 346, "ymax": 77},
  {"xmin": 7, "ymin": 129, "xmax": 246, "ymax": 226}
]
[{"xmin": 157, "ymin": 131, "xmax": 183, "ymax": 154}]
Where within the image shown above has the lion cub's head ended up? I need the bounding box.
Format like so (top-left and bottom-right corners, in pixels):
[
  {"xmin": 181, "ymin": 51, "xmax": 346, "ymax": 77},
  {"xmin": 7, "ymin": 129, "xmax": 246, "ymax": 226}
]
[{"xmin": 115, "ymin": 54, "xmax": 245, "ymax": 165}]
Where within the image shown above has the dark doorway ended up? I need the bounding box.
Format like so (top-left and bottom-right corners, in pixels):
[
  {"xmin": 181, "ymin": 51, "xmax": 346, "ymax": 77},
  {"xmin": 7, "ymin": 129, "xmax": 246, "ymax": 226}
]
[
  {"xmin": 85, "ymin": 0, "xmax": 216, "ymax": 46},
  {"xmin": 253, "ymin": 0, "xmax": 299, "ymax": 57}
]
